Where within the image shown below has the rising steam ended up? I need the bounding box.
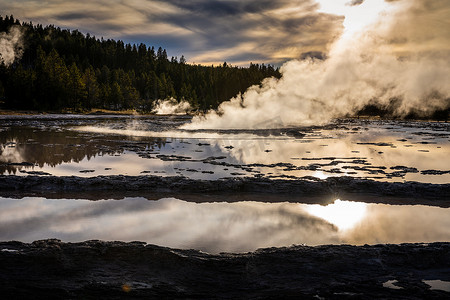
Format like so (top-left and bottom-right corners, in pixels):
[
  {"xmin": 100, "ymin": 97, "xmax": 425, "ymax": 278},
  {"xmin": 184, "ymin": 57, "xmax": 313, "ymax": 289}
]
[
  {"xmin": 184, "ymin": 0, "xmax": 449, "ymax": 129},
  {"xmin": 0, "ymin": 26, "xmax": 23, "ymax": 66},
  {"xmin": 152, "ymin": 98, "xmax": 192, "ymax": 115}
]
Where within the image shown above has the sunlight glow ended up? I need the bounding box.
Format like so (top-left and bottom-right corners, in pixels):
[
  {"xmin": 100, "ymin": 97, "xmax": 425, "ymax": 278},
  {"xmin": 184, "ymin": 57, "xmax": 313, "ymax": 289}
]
[
  {"xmin": 306, "ymin": 199, "xmax": 367, "ymax": 231},
  {"xmin": 316, "ymin": 0, "xmax": 390, "ymax": 38},
  {"xmin": 313, "ymin": 171, "xmax": 328, "ymax": 180}
]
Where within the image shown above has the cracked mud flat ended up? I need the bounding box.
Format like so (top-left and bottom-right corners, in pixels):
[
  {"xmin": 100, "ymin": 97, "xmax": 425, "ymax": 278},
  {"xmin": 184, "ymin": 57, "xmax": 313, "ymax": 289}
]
[
  {"xmin": 0, "ymin": 115, "xmax": 449, "ymax": 298},
  {"xmin": 1, "ymin": 240, "xmax": 449, "ymax": 299}
]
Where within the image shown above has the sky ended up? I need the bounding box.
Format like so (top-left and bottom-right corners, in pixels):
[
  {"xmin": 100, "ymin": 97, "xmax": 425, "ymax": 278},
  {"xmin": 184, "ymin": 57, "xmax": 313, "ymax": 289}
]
[{"xmin": 0, "ymin": 0, "xmax": 394, "ymax": 66}]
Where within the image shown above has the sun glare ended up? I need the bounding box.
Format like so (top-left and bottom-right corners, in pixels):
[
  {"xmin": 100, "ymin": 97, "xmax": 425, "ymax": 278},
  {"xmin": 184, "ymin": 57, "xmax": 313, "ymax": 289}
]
[
  {"xmin": 316, "ymin": 0, "xmax": 390, "ymax": 38},
  {"xmin": 313, "ymin": 171, "xmax": 328, "ymax": 180},
  {"xmin": 306, "ymin": 199, "xmax": 368, "ymax": 231}
]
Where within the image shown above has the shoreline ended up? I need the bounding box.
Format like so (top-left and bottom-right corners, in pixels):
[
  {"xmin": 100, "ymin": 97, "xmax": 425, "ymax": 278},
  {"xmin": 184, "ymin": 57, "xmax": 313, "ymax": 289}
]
[
  {"xmin": 1, "ymin": 239, "xmax": 449, "ymax": 298},
  {"xmin": 0, "ymin": 108, "xmax": 151, "ymax": 116},
  {"xmin": 0, "ymin": 109, "xmax": 447, "ymax": 122},
  {"xmin": 1, "ymin": 175, "xmax": 449, "ymax": 207}
]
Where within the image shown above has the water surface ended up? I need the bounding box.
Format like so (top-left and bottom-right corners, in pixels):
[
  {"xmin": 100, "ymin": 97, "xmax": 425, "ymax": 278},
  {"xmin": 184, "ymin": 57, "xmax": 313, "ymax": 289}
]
[
  {"xmin": 1, "ymin": 116, "xmax": 449, "ymax": 183},
  {"xmin": 1, "ymin": 197, "xmax": 449, "ymax": 253}
]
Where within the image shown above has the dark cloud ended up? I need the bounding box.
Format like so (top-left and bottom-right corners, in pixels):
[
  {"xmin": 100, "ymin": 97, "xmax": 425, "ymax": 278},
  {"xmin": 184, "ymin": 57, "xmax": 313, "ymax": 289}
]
[
  {"xmin": 300, "ymin": 51, "xmax": 327, "ymax": 60},
  {"xmin": 55, "ymin": 12, "xmax": 86, "ymax": 20},
  {"xmin": 162, "ymin": 0, "xmax": 243, "ymax": 17},
  {"xmin": 125, "ymin": 34, "xmax": 195, "ymax": 51},
  {"xmin": 160, "ymin": 0, "xmax": 309, "ymax": 16},
  {"xmin": 225, "ymin": 51, "xmax": 268, "ymax": 64},
  {"xmin": 346, "ymin": 0, "xmax": 365, "ymax": 6},
  {"xmin": 150, "ymin": 0, "xmax": 343, "ymax": 64}
]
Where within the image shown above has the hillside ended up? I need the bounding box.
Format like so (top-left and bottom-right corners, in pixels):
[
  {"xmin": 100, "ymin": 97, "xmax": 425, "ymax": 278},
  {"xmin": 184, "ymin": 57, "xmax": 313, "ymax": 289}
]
[{"xmin": 0, "ymin": 15, "xmax": 280, "ymax": 112}]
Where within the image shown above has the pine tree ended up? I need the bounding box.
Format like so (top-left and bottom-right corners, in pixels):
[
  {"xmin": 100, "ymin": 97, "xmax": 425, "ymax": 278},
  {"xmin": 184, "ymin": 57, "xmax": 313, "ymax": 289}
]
[
  {"xmin": 82, "ymin": 66, "xmax": 99, "ymax": 108},
  {"xmin": 68, "ymin": 63, "xmax": 86, "ymax": 110}
]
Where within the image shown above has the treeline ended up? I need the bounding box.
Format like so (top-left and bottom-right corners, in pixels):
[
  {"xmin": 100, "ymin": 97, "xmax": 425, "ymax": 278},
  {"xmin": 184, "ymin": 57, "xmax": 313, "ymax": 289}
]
[{"xmin": 0, "ymin": 15, "xmax": 280, "ymax": 112}]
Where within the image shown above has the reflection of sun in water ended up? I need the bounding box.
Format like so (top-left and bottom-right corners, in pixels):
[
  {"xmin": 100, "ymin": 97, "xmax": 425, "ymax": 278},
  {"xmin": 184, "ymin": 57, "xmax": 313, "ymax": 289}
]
[
  {"xmin": 313, "ymin": 171, "xmax": 328, "ymax": 180},
  {"xmin": 306, "ymin": 199, "xmax": 367, "ymax": 231}
]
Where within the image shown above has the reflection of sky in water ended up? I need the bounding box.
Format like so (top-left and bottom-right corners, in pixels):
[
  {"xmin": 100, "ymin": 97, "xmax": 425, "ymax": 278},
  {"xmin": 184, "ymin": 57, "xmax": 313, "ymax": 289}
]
[
  {"xmin": 1, "ymin": 197, "xmax": 449, "ymax": 253},
  {"xmin": 1, "ymin": 119, "xmax": 449, "ymax": 183},
  {"xmin": 423, "ymin": 280, "xmax": 450, "ymax": 292}
]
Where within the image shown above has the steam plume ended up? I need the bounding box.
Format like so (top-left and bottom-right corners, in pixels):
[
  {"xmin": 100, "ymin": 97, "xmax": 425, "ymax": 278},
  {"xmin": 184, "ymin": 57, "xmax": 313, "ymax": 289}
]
[
  {"xmin": 0, "ymin": 26, "xmax": 23, "ymax": 66},
  {"xmin": 152, "ymin": 98, "xmax": 192, "ymax": 115},
  {"xmin": 184, "ymin": 0, "xmax": 449, "ymax": 129}
]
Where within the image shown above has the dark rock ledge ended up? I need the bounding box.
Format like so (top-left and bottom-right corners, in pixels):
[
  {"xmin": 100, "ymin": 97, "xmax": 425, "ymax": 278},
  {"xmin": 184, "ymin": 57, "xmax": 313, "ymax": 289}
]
[
  {"xmin": 0, "ymin": 239, "xmax": 449, "ymax": 299},
  {"xmin": 0, "ymin": 175, "xmax": 449, "ymax": 207}
]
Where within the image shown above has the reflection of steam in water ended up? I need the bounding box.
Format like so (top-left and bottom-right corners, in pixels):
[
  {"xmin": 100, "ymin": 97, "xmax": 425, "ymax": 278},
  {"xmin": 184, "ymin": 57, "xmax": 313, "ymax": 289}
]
[
  {"xmin": 1, "ymin": 197, "xmax": 449, "ymax": 254},
  {"xmin": 342, "ymin": 203, "xmax": 450, "ymax": 245},
  {"xmin": 423, "ymin": 280, "xmax": 450, "ymax": 292},
  {"xmin": 0, "ymin": 139, "xmax": 30, "ymax": 175},
  {"xmin": 0, "ymin": 139, "xmax": 24, "ymax": 164},
  {"xmin": 74, "ymin": 125, "xmax": 256, "ymax": 140}
]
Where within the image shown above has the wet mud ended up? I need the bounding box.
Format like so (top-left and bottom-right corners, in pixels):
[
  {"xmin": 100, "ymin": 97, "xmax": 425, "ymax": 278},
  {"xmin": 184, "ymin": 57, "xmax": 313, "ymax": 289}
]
[
  {"xmin": 0, "ymin": 239, "xmax": 449, "ymax": 299},
  {"xmin": 1, "ymin": 175, "xmax": 449, "ymax": 207}
]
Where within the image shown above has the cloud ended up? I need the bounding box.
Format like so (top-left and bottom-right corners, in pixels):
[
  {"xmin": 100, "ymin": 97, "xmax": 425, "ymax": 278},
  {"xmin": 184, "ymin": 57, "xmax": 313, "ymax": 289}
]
[
  {"xmin": 346, "ymin": 0, "xmax": 364, "ymax": 6},
  {"xmin": 0, "ymin": 0, "xmax": 343, "ymax": 65},
  {"xmin": 157, "ymin": 0, "xmax": 344, "ymax": 64}
]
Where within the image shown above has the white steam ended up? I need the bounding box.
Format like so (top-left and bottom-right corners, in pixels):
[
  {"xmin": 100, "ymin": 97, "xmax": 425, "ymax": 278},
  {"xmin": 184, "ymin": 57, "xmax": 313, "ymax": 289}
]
[
  {"xmin": 0, "ymin": 26, "xmax": 23, "ymax": 66},
  {"xmin": 152, "ymin": 98, "xmax": 192, "ymax": 115},
  {"xmin": 184, "ymin": 0, "xmax": 450, "ymax": 129}
]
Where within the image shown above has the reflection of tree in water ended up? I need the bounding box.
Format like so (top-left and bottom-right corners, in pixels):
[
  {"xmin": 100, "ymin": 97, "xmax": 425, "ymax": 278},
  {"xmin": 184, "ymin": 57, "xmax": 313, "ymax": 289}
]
[{"xmin": 0, "ymin": 127, "xmax": 166, "ymax": 174}]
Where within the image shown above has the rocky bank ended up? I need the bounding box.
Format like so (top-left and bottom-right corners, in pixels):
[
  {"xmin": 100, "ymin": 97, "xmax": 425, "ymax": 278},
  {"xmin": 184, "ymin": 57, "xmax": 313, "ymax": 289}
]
[{"xmin": 1, "ymin": 240, "xmax": 449, "ymax": 299}]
